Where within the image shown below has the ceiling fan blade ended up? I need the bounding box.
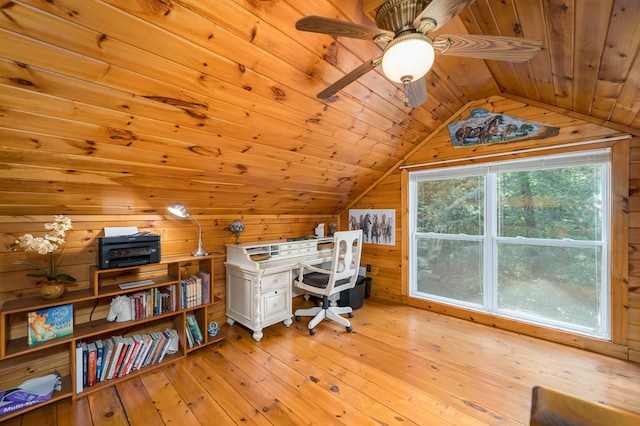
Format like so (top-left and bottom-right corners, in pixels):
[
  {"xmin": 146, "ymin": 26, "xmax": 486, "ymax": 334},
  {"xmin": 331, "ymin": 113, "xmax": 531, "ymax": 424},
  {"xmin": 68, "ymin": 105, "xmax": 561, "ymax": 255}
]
[
  {"xmin": 317, "ymin": 58, "xmax": 382, "ymax": 99},
  {"xmin": 404, "ymin": 77, "xmax": 428, "ymax": 108},
  {"xmin": 433, "ymin": 34, "xmax": 542, "ymax": 62},
  {"xmin": 296, "ymin": 15, "xmax": 394, "ymax": 41},
  {"xmin": 413, "ymin": 0, "xmax": 476, "ymax": 32}
]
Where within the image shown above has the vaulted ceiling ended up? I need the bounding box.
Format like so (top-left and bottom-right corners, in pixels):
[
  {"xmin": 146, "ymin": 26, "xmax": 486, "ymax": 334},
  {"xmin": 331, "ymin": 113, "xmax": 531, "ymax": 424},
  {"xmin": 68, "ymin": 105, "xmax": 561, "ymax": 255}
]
[{"xmin": 0, "ymin": 0, "xmax": 638, "ymax": 216}]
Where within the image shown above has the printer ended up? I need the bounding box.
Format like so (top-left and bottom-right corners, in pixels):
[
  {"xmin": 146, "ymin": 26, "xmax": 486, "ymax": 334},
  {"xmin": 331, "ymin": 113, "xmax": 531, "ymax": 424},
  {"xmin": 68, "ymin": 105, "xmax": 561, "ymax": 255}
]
[{"xmin": 97, "ymin": 232, "xmax": 161, "ymax": 269}]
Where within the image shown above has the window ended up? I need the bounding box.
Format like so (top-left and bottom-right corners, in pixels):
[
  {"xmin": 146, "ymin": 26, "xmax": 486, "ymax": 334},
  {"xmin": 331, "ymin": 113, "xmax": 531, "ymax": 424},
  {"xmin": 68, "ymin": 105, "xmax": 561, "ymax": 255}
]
[{"xmin": 409, "ymin": 150, "xmax": 610, "ymax": 338}]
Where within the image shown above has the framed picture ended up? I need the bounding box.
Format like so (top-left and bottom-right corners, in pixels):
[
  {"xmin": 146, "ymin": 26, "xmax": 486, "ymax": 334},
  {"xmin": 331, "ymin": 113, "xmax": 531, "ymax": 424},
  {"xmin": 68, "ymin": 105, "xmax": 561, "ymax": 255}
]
[
  {"xmin": 448, "ymin": 108, "xmax": 559, "ymax": 147},
  {"xmin": 348, "ymin": 209, "xmax": 396, "ymax": 246}
]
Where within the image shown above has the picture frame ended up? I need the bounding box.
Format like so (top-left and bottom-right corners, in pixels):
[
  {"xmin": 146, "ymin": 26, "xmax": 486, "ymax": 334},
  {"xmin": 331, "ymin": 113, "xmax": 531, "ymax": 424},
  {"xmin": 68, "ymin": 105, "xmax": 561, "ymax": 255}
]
[{"xmin": 348, "ymin": 209, "xmax": 396, "ymax": 246}]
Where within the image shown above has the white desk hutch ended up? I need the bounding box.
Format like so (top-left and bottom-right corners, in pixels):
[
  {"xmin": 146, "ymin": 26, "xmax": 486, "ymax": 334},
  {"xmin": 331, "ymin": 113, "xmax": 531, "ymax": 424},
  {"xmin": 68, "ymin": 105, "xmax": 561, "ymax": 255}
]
[{"xmin": 224, "ymin": 238, "xmax": 333, "ymax": 341}]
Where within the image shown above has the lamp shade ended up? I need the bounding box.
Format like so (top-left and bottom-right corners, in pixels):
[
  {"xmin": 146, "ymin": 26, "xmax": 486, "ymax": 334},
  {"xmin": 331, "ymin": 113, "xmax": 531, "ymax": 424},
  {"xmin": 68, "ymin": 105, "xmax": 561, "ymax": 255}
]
[
  {"xmin": 168, "ymin": 202, "xmax": 189, "ymax": 218},
  {"xmin": 230, "ymin": 220, "xmax": 245, "ymax": 233},
  {"xmin": 167, "ymin": 202, "xmax": 208, "ymax": 256},
  {"xmin": 381, "ymin": 33, "xmax": 435, "ymax": 83}
]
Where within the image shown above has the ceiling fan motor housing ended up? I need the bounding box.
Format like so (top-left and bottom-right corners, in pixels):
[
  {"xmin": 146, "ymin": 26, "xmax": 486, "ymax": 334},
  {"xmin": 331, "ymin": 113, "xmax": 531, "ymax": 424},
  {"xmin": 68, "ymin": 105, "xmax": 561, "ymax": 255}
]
[{"xmin": 376, "ymin": 0, "xmax": 432, "ymax": 33}]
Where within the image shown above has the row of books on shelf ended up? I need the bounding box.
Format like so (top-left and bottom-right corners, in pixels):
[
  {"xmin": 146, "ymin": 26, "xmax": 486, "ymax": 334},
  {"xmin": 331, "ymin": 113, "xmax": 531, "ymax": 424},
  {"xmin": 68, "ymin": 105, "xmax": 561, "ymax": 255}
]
[
  {"xmin": 129, "ymin": 287, "xmax": 176, "ymax": 319},
  {"xmin": 75, "ymin": 328, "xmax": 178, "ymax": 393},
  {"xmin": 181, "ymin": 271, "xmax": 211, "ymax": 309},
  {"xmin": 125, "ymin": 271, "xmax": 211, "ymax": 320}
]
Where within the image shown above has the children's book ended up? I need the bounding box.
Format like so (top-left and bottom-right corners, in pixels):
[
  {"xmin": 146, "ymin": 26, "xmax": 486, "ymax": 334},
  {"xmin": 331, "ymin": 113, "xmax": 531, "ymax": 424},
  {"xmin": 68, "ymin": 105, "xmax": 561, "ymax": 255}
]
[{"xmin": 27, "ymin": 304, "xmax": 73, "ymax": 346}]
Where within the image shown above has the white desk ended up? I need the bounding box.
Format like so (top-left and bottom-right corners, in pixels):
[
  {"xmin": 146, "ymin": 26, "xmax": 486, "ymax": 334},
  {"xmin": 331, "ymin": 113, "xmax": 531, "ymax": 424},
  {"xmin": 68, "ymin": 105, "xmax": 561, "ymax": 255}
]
[{"xmin": 225, "ymin": 238, "xmax": 333, "ymax": 341}]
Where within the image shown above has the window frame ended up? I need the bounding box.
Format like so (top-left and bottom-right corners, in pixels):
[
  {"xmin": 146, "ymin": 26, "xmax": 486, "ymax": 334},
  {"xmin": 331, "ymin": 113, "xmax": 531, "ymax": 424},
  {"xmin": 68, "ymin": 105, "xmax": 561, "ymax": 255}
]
[{"xmin": 408, "ymin": 149, "xmax": 611, "ymax": 339}]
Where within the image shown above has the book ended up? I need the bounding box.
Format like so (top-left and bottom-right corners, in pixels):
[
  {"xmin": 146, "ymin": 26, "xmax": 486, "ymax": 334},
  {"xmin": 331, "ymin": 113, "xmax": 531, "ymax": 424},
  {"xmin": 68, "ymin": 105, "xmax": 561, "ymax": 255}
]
[
  {"xmin": 166, "ymin": 285, "xmax": 177, "ymax": 312},
  {"xmin": 75, "ymin": 342, "xmax": 84, "ymax": 393},
  {"xmin": 100, "ymin": 338, "xmax": 115, "ymax": 382},
  {"xmin": 87, "ymin": 342, "xmax": 97, "ymax": 387},
  {"xmin": 197, "ymin": 271, "xmax": 211, "ymax": 304},
  {"xmin": 116, "ymin": 337, "xmax": 133, "ymax": 378},
  {"xmin": 123, "ymin": 335, "xmax": 143, "ymax": 376},
  {"xmin": 27, "ymin": 304, "xmax": 73, "ymax": 346},
  {"xmin": 145, "ymin": 291, "xmax": 153, "ymax": 318},
  {"xmin": 106, "ymin": 337, "xmax": 125, "ymax": 380},
  {"xmin": 132, "ymin": 334, "xmax": 152, "ymax": 371},
  {"xmin": 132, "ymin": 292, "xmax": 146, "ymax": 320},
  {"xmin": 165, "ymin": 328, "xmax": 179, "ymax": 355},
  {"xmin": 149, "ymin": 332, "xmax": 167, "ymax": 365},
  {"xmin": 186, "ymin": 314, "xmax": 204, "ymax": 345},
  {"xmin": 185, "ymin": 277, "xmax": 194, "ymax": 308},
  {"xmin": 80, "ymin": 341, "xmax": 88, "ymax": 388},
  {"xmin": 133, "ymin": 335, "xmax": 147, "ymax": 373},
  {"xmin": 192, "ymin": 275, "xmax": 202, "ymax": 306},
  {"xmin": 157, "ymin": 328, "xmax": 178, "ymax": 363},
  {"xmin": 184, "ymin": 279, "xmax": 192, "ymax": 308},
  {"xmin": 95, "ymin": 340, "xmax": 104, "ymax": 383},
  {"xmin": 185, "ymin": 321, "xmax": 195, "ymax": 348},
  {"xmin": 185, "ymin": 278, "xmax": 195, "ymax": 308},
  {"xmin": 140, "ymin": 333, "xmax": 159, "ymax": 369}
]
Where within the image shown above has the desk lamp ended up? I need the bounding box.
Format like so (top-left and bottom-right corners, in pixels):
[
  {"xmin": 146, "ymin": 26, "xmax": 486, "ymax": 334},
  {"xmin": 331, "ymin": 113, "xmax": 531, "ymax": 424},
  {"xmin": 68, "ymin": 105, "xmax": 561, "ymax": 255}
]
[{"xmin": 168, "ymin": 203, "xmax": 209, "ymax": 256}]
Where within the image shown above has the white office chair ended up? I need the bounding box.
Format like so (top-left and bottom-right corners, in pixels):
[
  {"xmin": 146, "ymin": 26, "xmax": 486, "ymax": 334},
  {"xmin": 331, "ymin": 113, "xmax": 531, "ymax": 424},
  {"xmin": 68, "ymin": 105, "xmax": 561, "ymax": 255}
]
[{"xmin": 294, "ymin": 230, "xmax": 363, "ymax": 335}]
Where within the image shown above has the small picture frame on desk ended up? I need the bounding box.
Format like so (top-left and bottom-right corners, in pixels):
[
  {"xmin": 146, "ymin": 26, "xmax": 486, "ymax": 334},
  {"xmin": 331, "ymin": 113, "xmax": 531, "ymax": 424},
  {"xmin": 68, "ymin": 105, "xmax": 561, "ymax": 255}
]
[{"xmin": 27, "ymin": 304, "xmax": 74, "ymax": 346}]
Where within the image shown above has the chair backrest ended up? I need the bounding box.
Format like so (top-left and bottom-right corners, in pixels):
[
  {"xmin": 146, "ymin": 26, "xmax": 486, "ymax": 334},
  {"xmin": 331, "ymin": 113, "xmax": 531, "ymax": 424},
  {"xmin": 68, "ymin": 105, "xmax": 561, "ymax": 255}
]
[{"xmin": 324, "ymin": 229, "xmax": 363, "ymax": 296}]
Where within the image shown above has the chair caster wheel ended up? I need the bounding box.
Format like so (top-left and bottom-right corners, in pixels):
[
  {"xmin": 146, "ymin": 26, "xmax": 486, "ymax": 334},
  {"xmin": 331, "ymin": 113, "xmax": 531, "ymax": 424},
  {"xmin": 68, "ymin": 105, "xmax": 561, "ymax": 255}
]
[
  {"xmin": 295, "ymin": 316, "xmax": 301, "ymax": 321},
  {"xmin": 346, "ymin": 326, "xmax": 353, "ymax": 333},
  {"xmin": 348, "ymin": 312, "xmax": 354, "ymax": 318},
  {"xmin": 309, "ymin": 328, "xmax": 316, "ymax": 336}
]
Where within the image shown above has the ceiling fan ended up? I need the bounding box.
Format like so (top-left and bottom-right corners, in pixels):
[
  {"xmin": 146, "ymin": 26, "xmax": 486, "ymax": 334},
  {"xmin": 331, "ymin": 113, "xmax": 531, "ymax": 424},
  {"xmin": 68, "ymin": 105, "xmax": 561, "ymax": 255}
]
[{"xmin": 296, "ymin": 0, "xmax": 542, "ymax": 107}]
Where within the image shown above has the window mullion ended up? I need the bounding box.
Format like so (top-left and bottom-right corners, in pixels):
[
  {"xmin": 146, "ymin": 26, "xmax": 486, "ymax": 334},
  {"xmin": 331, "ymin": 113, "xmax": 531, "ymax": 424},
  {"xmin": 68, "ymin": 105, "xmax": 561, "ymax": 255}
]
[{"xmin": 485, "ymin": 173, "xmax": 497, "ymax": 311}]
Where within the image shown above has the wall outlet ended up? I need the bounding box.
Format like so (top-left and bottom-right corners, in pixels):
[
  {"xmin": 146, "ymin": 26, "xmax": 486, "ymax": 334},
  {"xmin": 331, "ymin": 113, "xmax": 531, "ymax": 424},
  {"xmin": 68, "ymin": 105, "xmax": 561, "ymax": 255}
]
[{"xmin": 366, "ymin": 264, "xmax": 371, "ymax": 272}]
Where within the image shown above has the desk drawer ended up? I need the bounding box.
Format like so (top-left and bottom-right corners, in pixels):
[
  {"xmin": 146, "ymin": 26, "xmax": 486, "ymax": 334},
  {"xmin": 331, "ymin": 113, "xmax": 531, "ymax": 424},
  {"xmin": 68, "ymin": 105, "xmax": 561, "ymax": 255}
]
[
  {"xmin": 280, "ymin": 248, "xmax": 300, "ymax": 257},
  {"xmin": 261, "ymin": 271, "xmax": 291, "ymax": 291},
  {"xmin": 261, "ymin": 286, "xmax": 291, "ymax": 324}
]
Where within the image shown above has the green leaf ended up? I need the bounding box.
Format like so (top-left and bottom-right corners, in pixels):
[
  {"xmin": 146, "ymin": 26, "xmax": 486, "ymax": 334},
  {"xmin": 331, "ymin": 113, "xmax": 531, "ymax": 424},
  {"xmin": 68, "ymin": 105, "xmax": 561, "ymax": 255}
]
[
  {"xmin": 53, "ymin": 273, "xmax": 77, "ymax": 282},
  {"xmin": 26, "ymin": 272, "xmax": 48, "ymax": 279}
]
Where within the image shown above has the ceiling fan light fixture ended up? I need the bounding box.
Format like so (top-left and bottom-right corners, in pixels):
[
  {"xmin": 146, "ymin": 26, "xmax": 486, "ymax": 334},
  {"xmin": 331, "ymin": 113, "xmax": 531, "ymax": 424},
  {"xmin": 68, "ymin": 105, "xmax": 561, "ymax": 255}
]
[{"xmin": 381, "ymin": 32, "xmax": 434, "ymax": 84}]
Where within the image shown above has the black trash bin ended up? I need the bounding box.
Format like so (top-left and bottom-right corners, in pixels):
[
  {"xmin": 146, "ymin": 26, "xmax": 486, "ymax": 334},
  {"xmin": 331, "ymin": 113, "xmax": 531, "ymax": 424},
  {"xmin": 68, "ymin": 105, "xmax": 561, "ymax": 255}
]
[{"xmin": 339, "ymin": 276, "xmax": 371, "ymax": 310}]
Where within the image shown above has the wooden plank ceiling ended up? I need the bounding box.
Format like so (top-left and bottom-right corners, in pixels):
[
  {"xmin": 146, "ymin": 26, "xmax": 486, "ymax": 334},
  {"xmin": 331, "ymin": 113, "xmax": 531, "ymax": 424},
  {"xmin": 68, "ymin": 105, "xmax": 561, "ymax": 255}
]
[{"xmin": 0, "ymin": 0, "xmax": 638, "ymax": 216}]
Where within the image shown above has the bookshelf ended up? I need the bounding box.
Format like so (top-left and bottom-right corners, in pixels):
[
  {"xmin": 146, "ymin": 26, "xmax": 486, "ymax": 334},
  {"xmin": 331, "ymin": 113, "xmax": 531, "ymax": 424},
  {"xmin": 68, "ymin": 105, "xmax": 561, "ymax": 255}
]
[{"xmin": 0, "ymin": 254, "xmax": 224, "ymax": 421}]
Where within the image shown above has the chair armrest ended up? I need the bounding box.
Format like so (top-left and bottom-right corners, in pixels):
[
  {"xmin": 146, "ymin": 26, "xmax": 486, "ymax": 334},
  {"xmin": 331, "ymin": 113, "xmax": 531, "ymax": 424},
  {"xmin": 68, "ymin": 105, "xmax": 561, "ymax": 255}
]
[{"xmin": 298, "ymin": 262, "xmax": 331, "ymax": 276}]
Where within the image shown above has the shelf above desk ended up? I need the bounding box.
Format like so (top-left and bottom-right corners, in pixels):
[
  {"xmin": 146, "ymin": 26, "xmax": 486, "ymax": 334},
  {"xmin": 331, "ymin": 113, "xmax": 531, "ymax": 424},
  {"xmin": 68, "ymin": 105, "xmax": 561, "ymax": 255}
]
[{"xmin": 225, "ymin": 238, "xmax": 333, "ymax": 271}]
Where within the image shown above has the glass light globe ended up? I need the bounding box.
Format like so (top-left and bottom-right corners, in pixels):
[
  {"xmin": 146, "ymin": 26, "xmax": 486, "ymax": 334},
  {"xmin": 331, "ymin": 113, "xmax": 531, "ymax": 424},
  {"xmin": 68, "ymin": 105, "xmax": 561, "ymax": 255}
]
[{"xmin": 381, "ymin": 33, "xmax": 435, "ymax": 83}]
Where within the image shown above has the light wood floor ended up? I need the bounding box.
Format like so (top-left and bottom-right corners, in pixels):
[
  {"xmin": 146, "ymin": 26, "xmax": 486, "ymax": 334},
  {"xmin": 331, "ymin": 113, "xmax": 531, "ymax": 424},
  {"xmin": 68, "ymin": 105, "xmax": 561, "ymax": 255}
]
[{"xmin": 5, "ymin": 298, "xmax": 640, "ymax": 425}]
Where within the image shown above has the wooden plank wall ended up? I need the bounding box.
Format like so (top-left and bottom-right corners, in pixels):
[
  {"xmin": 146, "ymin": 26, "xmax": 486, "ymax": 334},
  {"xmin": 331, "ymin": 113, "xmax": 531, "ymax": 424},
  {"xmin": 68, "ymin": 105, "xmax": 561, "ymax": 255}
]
[
  {"xmin": 342, "ymin": 95, "xmax": 640, "ymax": 361},
  {"xmin": 0, "ymin": 214, "xmax": 336, "ymax": 329},
  {"xmin": 630, "ymin": 144, "xmax": 640, "ymax": 362}
]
